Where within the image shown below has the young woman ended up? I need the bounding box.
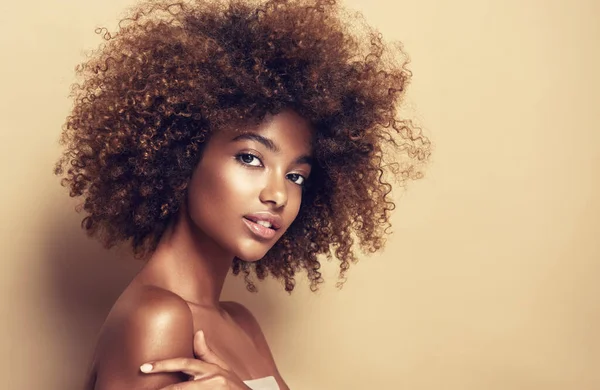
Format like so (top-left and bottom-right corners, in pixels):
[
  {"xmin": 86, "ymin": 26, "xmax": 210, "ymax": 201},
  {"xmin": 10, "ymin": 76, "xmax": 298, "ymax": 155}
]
[{"xmin": 55, "ymin": 0, "xmax": 430, "ymax": 389}]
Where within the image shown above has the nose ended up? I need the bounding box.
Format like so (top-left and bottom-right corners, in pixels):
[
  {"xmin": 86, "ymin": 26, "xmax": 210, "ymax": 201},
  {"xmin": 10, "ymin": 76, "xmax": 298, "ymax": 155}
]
[{"xmin": 259, "ymin": 170, "xmax": 288, "ymax": 209}]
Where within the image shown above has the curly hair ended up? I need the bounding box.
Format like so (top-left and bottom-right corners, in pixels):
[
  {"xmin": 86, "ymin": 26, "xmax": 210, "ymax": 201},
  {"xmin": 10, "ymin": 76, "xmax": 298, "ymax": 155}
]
[{"xmin": 55, "ymin": 0, "xmax": 431, "ymax": 292}]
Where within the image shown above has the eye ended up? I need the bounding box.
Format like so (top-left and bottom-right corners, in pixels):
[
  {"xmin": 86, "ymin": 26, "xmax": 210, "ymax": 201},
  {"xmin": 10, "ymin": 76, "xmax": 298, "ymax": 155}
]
[
  {"xmin": 287, "ymin": 173, "xmax": 306, "ymax": 186},
  {"xmin": 235, "ymin": 153, "xmax": 263, "ymax": 167}
]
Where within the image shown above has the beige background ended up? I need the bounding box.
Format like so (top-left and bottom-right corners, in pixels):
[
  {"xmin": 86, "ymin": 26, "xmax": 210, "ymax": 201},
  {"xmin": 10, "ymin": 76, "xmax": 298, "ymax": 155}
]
[{"xmin": 1, "ymin": 0, "xmax": 599, "ymax": 389}]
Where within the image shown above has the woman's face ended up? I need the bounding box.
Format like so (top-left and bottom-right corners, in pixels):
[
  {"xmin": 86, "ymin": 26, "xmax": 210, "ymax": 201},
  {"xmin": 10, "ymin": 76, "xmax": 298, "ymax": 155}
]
[{"xmin": 186, "ymin": 110, "xmax": 314, "ymax": 261}]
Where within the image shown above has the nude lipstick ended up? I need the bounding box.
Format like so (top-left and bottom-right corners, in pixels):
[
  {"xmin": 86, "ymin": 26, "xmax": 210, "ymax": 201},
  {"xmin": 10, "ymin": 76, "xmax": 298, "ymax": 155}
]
[{"xmin": 242, "ymin": 212, "xmax": 282, "ymax": 240}]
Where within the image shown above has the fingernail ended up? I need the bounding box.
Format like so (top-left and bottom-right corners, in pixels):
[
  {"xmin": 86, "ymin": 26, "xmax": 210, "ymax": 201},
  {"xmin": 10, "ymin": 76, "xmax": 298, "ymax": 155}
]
[{"xmin": 140, "ymin": 363, "xmax": 153, "ymax": 373}]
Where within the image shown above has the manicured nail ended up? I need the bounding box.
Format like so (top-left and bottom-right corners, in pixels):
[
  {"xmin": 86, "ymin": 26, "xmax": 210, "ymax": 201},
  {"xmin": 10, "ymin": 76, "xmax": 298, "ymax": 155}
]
[{"xmin": 140, "ymin": 363, "xmax": 153, "ymax": 373}]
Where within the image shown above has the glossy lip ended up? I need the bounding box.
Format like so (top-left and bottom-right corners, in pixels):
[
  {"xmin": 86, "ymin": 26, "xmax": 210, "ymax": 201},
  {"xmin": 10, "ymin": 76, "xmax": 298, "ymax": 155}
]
[
  {"xmin": 243, "ymin": 212, "xmax": 282, "ymax": 230},
  {"xmin": 243, "ymin": 217, "xmax": 278, "ymax": 240}
]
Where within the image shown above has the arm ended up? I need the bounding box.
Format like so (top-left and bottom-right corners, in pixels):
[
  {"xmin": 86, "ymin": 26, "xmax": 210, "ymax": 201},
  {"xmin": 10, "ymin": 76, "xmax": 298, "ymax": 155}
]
[{"xmin": 94, "ymin": 288, "xmax": 195, "ymax": 390}]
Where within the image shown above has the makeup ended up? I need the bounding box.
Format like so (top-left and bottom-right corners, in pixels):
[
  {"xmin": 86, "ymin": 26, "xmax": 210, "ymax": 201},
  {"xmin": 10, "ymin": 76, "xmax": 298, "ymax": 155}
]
[{"xmin": 242, "ymin": 217, "xmax": 277, "ymax": 240}]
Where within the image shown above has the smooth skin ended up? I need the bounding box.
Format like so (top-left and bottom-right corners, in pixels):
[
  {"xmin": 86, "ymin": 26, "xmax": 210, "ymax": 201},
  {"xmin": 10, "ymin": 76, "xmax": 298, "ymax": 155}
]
[
  {"xmin": 140, "ymin": 330, "xmax": 255, "ymax": 389},
  {"xmin": 86, "ymin": 110, "xmax": 313, "ymax": 390}
]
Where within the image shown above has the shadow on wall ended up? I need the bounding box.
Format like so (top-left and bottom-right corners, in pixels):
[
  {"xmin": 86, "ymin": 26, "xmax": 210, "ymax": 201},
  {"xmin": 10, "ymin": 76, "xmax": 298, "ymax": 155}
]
[{"xmin": 41, "ymin": 202, "xmax": 142, "ymax": 389}]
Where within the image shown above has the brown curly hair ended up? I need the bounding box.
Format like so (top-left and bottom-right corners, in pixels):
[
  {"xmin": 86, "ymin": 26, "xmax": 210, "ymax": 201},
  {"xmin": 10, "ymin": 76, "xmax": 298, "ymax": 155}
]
[{"xmin": 55, "ymin": 0, "xmax": 431, "ymax": 292}]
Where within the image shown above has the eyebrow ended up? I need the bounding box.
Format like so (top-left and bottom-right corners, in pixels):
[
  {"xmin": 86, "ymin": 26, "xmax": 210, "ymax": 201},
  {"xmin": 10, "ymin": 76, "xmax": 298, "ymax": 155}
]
[
  {"xmin": 231, "ymin": 132, "xmax": 313, "ymax": 166},
  {"xmin": 233, "ymin": 133, "xmax": 279, "ymax": 152}
]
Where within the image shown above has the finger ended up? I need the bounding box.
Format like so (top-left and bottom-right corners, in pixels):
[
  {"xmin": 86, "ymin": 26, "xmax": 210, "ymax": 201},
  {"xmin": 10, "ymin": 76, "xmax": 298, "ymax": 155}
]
[
  {"xmin": 140, "ymin": 358, "xmax": 213, "ymax": 377},
  {"xmin": 193, "ymin": 330, "xmax": 230, "ymax": 370},
  {"xmin": 158, "ymin": 375, "xmax": 229, "ymax": 390}
]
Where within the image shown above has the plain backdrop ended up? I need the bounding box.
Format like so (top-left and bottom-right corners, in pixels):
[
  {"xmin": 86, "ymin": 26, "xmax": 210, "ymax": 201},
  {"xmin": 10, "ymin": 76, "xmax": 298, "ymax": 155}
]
[{"xmin": 1, "ymin": 0, "xmax": 599, "ymax": 389}]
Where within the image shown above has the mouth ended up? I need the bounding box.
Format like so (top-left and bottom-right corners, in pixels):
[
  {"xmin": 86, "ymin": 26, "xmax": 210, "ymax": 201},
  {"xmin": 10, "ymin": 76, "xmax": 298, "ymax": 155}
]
[
  {"xmin": 243, "ymin": 213, "xmax": 282, "ymax": 231},
  {"xmin": 243, "ymin": 217, "xmax": 278, "ymax": 240}
]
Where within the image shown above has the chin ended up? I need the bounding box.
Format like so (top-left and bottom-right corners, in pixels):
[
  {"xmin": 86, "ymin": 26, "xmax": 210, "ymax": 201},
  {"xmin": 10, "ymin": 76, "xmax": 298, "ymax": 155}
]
[
  {"xmin": 235, "ymin": 249, "xmax": 269, "ymax": 262},
  {"xmin": 234, "ymin": 240, "xmax": 277, "ymax": 262}
]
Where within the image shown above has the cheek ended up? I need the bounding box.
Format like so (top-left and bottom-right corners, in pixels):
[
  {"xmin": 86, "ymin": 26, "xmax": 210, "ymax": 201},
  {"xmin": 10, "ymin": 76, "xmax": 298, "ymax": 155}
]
[
  {"xmin": 187, "ymin": 163, "xmax": 257, "ymax": 231},
  {"xmin": 281, "ymin": 190, "xmax": 303, "ymax": 227}
]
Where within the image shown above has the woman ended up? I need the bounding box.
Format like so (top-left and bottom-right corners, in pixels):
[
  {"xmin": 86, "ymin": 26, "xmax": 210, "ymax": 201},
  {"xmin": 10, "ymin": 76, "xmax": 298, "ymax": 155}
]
[{"xmin": 55, "ymin": 0, "xmax": 430, "ymax": 388}]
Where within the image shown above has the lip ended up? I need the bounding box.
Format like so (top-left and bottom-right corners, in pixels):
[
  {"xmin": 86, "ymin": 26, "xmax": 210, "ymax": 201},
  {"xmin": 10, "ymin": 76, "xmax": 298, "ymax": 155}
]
[
  {"xmin": 243, "ymin": 212, "xmax": 283, "ymax": 230},
  {"xmin": 242, "ymin": 211, "xmax": 282, "ymax": 241},
  {"xmin": 243, "ymin": 217, "xmax": 278, "ymax": 240}
]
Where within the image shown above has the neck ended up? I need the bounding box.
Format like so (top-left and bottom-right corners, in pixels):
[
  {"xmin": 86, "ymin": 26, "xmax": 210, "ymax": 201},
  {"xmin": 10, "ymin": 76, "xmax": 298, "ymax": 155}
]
[{"xmin": 137, "ymin": 206, "xmax": 233, "ymax": 308}]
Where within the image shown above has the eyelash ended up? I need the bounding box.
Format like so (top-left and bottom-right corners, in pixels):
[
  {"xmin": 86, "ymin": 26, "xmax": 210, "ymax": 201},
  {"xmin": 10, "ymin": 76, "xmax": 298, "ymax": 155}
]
[{"xmin": 234, "ymin": 152, "xmax": 307, "ymax": 187}]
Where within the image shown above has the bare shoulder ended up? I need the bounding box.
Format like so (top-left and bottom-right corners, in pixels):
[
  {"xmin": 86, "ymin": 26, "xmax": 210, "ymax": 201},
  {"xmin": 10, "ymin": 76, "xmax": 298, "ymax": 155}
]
[
  {"xmin": 221, "ymin": 301, "xmax": 262, "ymax": 336},
  {"xmin": 122, "ymin": 286, "xmax": 193, "ymax": 331},
  {"xmin": 220, "ymin": 301, "xmax": 271, "ymax": 357},
  {"xmin": 93, "ymin": 286, "xmax": 194, "ymax": 390},
  {"xmin": 101, "ymin": 285, "xmax": 194, "ymax": 349}
]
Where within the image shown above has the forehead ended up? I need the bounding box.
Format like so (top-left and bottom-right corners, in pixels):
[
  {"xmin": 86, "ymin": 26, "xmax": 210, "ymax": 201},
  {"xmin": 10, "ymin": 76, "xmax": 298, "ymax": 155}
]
[{"xmin": 216, "ymin": 110, "xmax": 314, "ymax": 152}]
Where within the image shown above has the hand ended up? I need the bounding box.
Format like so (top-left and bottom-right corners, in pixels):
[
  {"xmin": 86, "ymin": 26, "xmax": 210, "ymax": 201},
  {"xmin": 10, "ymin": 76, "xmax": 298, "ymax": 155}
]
[{"xmin": 140, "ymin": 330, "xmax": 250, "ymax": 389}]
